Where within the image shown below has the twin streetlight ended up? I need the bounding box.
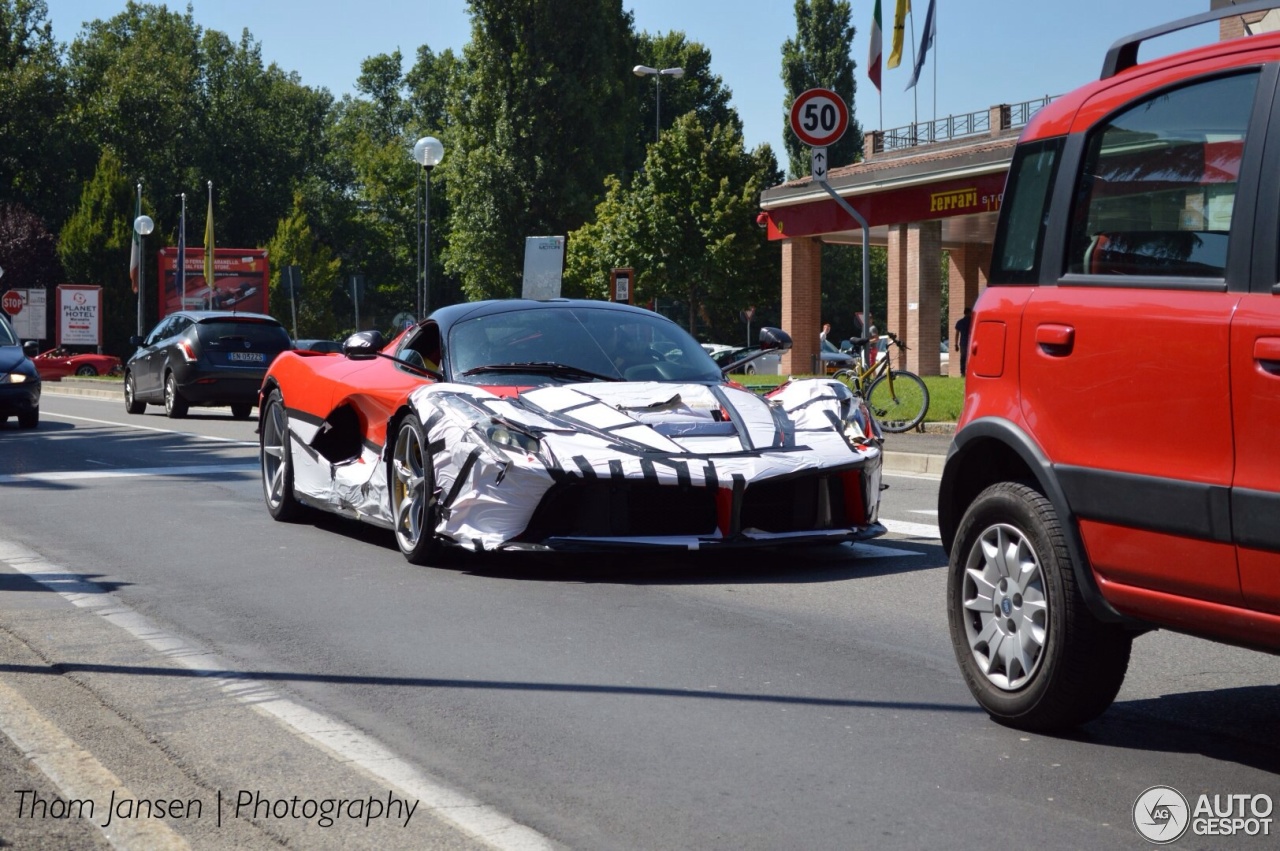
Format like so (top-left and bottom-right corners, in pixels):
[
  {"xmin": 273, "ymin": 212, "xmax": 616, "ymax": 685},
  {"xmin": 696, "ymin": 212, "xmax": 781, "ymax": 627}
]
[
  {"xmin": 633, "ymin": 65, "xmax": 684, "ymax": 142},
  {"xmin": 412, "ymin": 136, "xmax": 445, "ymax": 321}
]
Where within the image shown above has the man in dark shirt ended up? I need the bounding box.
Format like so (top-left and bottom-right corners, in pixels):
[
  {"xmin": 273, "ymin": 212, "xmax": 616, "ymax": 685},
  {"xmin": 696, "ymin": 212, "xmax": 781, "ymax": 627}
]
[{"xmin": 954, "ymin": 307, "xmax": 972, "ymax": 376}]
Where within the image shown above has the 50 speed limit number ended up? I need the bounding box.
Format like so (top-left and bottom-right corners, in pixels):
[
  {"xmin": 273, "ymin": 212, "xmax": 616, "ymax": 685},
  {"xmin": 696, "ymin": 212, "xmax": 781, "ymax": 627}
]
[{"xmin": 789, "ymin": 88, "xmax": 849, "ymax": 148}]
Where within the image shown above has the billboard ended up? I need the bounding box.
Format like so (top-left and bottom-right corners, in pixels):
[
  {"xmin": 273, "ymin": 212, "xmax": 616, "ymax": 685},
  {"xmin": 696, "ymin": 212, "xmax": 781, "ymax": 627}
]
[
  {"xmin": 157, "ymin": 248, "xmax": 269, "ymax": 318},
  {"xmin": 521, "ymin": 236, "xmax": 565, "ymax": 300},
  {"xmin": 56, "ymin": 285, "xmax": 103, "ymax": 346}
]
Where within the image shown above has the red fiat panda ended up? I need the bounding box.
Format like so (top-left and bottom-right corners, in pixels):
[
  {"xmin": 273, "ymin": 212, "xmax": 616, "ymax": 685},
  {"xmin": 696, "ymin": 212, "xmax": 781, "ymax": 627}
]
[{"xmin": 939, "ymin": 0, "xmax": 1280, "ymax": 731}]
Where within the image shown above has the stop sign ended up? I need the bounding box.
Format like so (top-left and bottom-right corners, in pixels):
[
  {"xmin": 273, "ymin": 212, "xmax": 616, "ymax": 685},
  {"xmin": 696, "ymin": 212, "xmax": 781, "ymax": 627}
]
[{"xmin": 1, "ymin": 290, "xmax": 22, "ymax": 316}]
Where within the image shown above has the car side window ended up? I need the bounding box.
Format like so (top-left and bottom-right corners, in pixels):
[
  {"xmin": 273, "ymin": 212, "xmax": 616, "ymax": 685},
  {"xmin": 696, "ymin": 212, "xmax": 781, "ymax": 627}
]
[
  {"xmin": 1067, "ymin": 71, "xmax": 1259, "ymax": 278},
  {"xmin": 146, "ymin": 317, "xmax": 175, "ymax": 345}
]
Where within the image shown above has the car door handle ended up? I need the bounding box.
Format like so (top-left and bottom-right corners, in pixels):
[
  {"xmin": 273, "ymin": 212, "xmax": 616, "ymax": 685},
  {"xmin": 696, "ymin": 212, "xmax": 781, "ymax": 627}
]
[
  {"xmin": 1035, "ymin": 324, "xmax": 1075, "ymax": 356},
  {"xmin": 1255, "ymin": 337, "xmax": 1280, "ymax": 375}
]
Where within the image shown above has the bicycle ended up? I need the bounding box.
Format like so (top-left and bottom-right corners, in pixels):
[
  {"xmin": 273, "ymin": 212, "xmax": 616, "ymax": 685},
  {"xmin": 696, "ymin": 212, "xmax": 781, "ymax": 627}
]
[{"xmin": 830, "ymin": 332, "xmax": 930, "ymax": 433}]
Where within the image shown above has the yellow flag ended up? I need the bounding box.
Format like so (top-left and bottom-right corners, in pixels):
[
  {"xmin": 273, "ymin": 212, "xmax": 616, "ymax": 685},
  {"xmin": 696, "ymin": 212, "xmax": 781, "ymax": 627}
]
[
  {"xmin": 204, "ymin": 183, "xmax": 215, "ymax": 291},
  {"xmin": 888, "ymin": 0, "xmax": 910, "ymax": 69}
]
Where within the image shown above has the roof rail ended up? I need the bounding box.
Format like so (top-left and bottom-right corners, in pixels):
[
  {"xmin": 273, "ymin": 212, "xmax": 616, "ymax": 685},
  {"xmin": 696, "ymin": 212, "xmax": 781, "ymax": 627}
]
[{"xmin": 1102, "ymin": 0, "xmax": 1280, "ymax": 80}]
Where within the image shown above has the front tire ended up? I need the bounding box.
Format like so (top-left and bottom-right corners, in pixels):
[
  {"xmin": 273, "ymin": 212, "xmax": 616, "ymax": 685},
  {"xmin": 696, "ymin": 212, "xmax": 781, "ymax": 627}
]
[
  {"xmin": 124, "ymin": 372, "xmax": 145, "ymax": 414},
  {"xmin": 164, "ymin": 372, "xmax": 188, "ymax": 418},
  {"xmin": 947, "ymin": 482, "xmax": 1132, "ymax": 731},
  {"xmin": 260, "ymin": 389, "xmax": 308, "ymax": 521},
  {"xmin": 75, "ymin": 365, "xmax": 98, "ymax": 376},
  {"xmin": 390, "ymin": 413, "xmax": 440, "ymax": 565},
  {"xmin": 17, "ymin": 407, "xmax": 38, "ymax": 429},
  {"xmin": 866, "ymin": 369, "xmax": 928, "ymax": 433}
]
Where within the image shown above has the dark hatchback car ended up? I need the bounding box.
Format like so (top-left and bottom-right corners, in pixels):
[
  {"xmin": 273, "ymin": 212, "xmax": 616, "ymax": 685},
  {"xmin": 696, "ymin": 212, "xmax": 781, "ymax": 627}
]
[
  {"xmin": 124, "ymin": 310, "xmax": 292, "ymax": 419},
  {"xmin": 0, "ymin": 315, "xmax": 40, "ymax": 428}
]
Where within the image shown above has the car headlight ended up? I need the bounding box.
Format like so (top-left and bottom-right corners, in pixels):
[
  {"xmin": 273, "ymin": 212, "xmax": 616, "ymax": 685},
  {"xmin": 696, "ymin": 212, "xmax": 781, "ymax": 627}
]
[
  {"xmin": 485, "ymin": 423, "xmax": 541, "ymax": 455},
  {"xmin": 5, "ymin": 373, "xmax": 30, "ymax": 384}
]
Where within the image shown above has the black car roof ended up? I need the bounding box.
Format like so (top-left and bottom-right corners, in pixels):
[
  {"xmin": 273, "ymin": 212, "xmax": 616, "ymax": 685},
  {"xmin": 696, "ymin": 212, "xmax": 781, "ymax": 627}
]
[{"xmin": 426, "ymin": 298, "xmax": 668, "ymax": 335}]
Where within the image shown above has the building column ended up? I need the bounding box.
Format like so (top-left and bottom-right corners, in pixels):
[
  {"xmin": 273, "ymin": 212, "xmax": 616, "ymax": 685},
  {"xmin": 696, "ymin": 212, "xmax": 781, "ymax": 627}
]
[
  {"xmin": 947, "ymin": 243, "xmax": 988, "ymax": 377},
  {"xmin": 780, "ymin": 237, "xmax": 822, "ymax": 375},
  {"xmin": 886, "ymin": 224, "xmax": 909, "ymax": 356},
  {"xmin": 904, "ymin": 221, "xmax": 942, "ymax": 375}
]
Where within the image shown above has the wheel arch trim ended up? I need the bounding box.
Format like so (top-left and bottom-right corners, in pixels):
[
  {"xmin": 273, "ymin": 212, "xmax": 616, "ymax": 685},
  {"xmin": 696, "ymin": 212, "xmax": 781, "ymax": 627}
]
[{"xmin": 940, "ymin": 416, "xmax": 1128, "ymax": 624}]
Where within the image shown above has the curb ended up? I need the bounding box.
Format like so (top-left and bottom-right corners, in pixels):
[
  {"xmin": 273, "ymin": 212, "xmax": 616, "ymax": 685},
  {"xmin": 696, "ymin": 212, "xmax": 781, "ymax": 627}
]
[{"xmin": 881, "ymin": 451, "xmax": 945, "ymax": 477}]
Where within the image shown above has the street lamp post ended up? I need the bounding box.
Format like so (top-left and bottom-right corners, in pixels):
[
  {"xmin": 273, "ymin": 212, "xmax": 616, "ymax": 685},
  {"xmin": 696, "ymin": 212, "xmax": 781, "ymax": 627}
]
[
  {"xmin": 411, "ymin": 136, "xmax": 445, "ymax": 319},
  {"xmin": 632, "ymin": 65, "xmax": 684, "ymax": 142},
  {"xmin": 133, "ymin": 214, "xmax": 154, "ymax": 336}
]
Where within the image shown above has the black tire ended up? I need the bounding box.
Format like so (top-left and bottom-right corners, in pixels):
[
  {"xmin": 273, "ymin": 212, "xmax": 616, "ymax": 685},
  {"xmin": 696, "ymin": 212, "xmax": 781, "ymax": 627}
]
[
  {"xmin": 17, "ymin": 407, "xmax": 38, "ymax": 429},
  {"xmin": 124, "ymin": 372, "xmax": 146, "ymax": 414},
  {"xmin": 75, "ymin": 365, "xmax": 98, "ymax": 376},
  {"xmin": 259, "ymin": 389, "xmax": 308, "ymax": 521},
  {"xmin": 866, "ymin": 369, "xmax": 929, "ymax": 433},
  {"xmin": 390, "ymin": 413, "xmax": 441, "ymax": 565},
  {"xmin": 230, "ymin": 403, "xmax": 253, "ymax": 420},
  {"xmin": 164, "ymin": 372, "xmax": 188, "ymax": 419},
  {"xmin": 745, "ymin": 363, "xmax": 757, "ymax": 375},
  {"xmin": 947, "ymin": 482, "xmax": 1132, "ymax": 731}
]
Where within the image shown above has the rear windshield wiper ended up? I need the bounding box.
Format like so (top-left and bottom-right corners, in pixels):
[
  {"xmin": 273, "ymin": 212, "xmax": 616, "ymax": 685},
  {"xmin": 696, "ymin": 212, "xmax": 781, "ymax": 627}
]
[{"xmin": 460, "ymin": 361, "xmax": 621, "ymax": 382}]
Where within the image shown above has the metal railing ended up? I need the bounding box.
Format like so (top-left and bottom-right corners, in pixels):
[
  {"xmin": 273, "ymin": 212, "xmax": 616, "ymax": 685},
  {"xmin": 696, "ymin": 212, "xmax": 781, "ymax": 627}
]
[{"xmin": 875, "ymin": 95, "xmax": 1057, "ymax": 153}]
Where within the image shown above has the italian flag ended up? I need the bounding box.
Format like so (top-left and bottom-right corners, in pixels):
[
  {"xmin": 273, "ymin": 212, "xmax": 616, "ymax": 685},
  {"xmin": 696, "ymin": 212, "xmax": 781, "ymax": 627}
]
[{"xmin": 868, "ymin": 0, "xmax": 883, "ymax": 92}]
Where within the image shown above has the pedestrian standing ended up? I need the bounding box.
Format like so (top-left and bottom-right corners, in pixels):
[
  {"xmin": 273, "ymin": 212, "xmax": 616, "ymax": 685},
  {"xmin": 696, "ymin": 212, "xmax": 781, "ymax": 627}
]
[{"xmin": 954, "ymin": 306, "xmax": 972, "ymax": 376}]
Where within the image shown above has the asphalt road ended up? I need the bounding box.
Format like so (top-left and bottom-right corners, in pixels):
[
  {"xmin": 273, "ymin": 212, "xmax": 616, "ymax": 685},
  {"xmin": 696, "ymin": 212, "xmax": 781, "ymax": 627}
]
[{"xmin": 0, "ymin": 390, "xmax": 1276, "ymax": 850}]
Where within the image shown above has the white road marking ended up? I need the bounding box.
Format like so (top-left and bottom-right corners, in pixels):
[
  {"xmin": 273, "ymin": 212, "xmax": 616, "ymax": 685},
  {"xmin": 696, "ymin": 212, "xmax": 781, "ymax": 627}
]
[
  {"xmin": 0, "ymin": 539, "xmax": 554, "ymax": 851},
  {"xmin": 0, "ymin": 464, "xmax": 257, "ymax": 485},
  {"xmin": 42, "ymin": 412, "xmax": 257, "ymax": 446},
  {"xmin": 909, "ymin": 509, "xmax": 939, "ymax": 516},
  {"xmin": 881, "ymin": 518, "xmax": 941, "ymax": 540},
  {"xmin": 0, "ymin": 678, "xmax": 190, "ymax": 849}
]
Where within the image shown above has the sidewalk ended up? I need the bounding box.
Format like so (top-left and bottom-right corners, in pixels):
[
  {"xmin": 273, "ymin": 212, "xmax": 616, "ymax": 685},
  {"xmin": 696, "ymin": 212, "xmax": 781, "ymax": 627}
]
[{"xmin": 40, "ymin": 378, "xmax": 953, "ymax": 475}]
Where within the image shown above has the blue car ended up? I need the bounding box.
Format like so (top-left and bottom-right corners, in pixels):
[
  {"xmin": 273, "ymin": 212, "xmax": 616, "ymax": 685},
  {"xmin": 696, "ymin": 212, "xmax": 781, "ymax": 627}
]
[{"xmin": 0, "ymin": 315, "xmax": 40, "ymax": 428}]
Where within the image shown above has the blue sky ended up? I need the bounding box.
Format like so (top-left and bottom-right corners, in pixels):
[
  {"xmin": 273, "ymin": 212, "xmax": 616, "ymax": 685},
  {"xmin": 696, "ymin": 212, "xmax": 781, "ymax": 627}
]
[{"xmin": 51, "ymin": 1, "xmax": 1215, "ymax": 164}]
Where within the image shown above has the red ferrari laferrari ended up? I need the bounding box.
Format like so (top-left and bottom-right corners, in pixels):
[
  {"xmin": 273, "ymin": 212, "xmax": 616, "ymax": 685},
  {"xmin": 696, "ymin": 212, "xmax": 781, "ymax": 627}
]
[{"xmin": 259, "ymin": 299, "xmax": 885, "ymax": 562}]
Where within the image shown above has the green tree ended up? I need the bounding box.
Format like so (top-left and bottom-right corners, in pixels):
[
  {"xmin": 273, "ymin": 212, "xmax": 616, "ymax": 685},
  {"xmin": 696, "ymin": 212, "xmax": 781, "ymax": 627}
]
[
  {"xmin": 445, "ymin": 0, "xmax": 635, "ymax": 301},
  {"xmin": 56, "ymin": 149, "xmax": 138, "ymax": 355},
  {"xmin": 565, "ymin": 112, "xmax": 780, "ymax": 341},
  {"xmin": 265, "ymin": 192, "xmax": 341, "ymax": 340},
  {"xmin": 780, "ymin": 0, "xmax": 862, "ymax": 178},
  {"xmin": 0, "ymin": 201, "xmax": 63, "ymax": 341},
  {"xmin": 0, "ymin": 0, "xmax": 76, "ymax": 223}
]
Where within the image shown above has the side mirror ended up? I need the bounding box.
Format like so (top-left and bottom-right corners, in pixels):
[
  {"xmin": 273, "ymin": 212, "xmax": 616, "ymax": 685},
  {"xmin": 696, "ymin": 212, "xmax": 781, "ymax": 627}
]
[
  {"xmin": 22, "ymin": 341, "xmax": 38, "ymax": 358},
  {"xmin": 758, "ymin": 326, "xmax": 793, "ymax": 352},
  {"xmin": 129, "ymin": 335, "xmax": 144, "ymax": 347},
  {"xmin": 343, "ymin": 330, "xmax": 386, "ymax": 359}
]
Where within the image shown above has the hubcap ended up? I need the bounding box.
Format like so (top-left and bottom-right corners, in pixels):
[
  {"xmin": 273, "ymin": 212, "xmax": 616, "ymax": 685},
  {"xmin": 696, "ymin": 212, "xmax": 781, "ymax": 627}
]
[
  {"xmin": 261, "ymin": 401, "xmax": 288, "ymax": 509},
  {"xmin": 392, "ymin": 425, "xmax": 429, "ymax": 551},
  {"xmin": 960, "ymin": 523, "xmax": 1048, "ymax": 690}
]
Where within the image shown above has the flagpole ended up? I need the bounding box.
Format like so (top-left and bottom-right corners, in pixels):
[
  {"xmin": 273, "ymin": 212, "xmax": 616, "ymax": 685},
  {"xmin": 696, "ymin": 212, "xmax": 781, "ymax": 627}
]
[
  {"xmin": 204, "ymin": 181, "xmax": 215, "ymax": 310},
  {"xmin": 909, "ymin": 4, "xmax": 917, "ymax": 129},
  {"xmin": 179, "ymin": 193, "xmax": 187, "ymax": 314},
  {"xmin": 933, "ymin": 0, "xmax": 938, "ymax": 124}
]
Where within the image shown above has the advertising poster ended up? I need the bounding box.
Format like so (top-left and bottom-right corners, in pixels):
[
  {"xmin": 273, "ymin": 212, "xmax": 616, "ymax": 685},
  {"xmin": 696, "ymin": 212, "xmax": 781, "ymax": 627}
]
[
  {"xmin": 56, "ymin": 285, "xmax": 102, "ymax": 346},
  {"xmin": 521, "ymin": 236, "xmax": 565, "ymax": 300},
  {"xmin": 158, "ymin": 248, "xmax": 269, "ymax": 318}
]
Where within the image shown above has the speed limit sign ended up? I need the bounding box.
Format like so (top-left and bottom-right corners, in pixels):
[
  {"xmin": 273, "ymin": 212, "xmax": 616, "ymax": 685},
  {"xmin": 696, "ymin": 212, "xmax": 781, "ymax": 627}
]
[{"xmin": 789, "ymin": 88, "xmax": 849, "ymax": 148}]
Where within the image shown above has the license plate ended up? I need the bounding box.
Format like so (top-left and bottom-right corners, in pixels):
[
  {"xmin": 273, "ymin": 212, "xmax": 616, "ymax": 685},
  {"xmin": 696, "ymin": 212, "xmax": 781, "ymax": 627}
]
[{"xmin": 229, "ymin": 352, "xmax": 265, "ymax": 363}]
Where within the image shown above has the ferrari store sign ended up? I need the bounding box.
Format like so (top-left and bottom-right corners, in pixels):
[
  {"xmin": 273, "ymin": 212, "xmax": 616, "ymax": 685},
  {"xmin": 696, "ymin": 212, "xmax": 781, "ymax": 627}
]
[{"xmin": 56, "ymin": 285, "xmax": 103, "ymax": 347}]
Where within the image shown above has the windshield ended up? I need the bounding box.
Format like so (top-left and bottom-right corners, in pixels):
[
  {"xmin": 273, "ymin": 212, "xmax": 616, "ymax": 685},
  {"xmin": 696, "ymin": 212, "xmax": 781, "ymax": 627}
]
[{"xmin": 447, "ymin": 306, "xmax": 723, "ymax": 385}]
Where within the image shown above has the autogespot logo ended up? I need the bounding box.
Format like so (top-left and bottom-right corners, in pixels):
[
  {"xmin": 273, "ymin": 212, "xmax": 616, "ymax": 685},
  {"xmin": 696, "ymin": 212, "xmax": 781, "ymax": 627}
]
[{"xmin": 1134, "ymin": 785, "xmax": 1190, "ymax": 844}]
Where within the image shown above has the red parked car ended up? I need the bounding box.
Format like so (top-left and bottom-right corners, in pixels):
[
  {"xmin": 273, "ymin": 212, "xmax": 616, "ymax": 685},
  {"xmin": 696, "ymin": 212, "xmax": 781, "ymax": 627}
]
[
  {"xmin": 32, "ymin": 348, "xmax": 121, "ymax": 380},
  {"xmin": 939, "ymin": 2, "xmax": 1280, "ymax": 731}
]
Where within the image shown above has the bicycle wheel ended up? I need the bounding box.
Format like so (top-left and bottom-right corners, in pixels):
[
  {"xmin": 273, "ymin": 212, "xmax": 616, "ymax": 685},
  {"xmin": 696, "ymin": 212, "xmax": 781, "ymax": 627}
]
[
  {"xmin": 866, "ymin": 369, "xmax": 929, "ymax": 433},
  {"xmin": 831, "ymin": 369, "xmax": 861, "ymax": 394}
]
